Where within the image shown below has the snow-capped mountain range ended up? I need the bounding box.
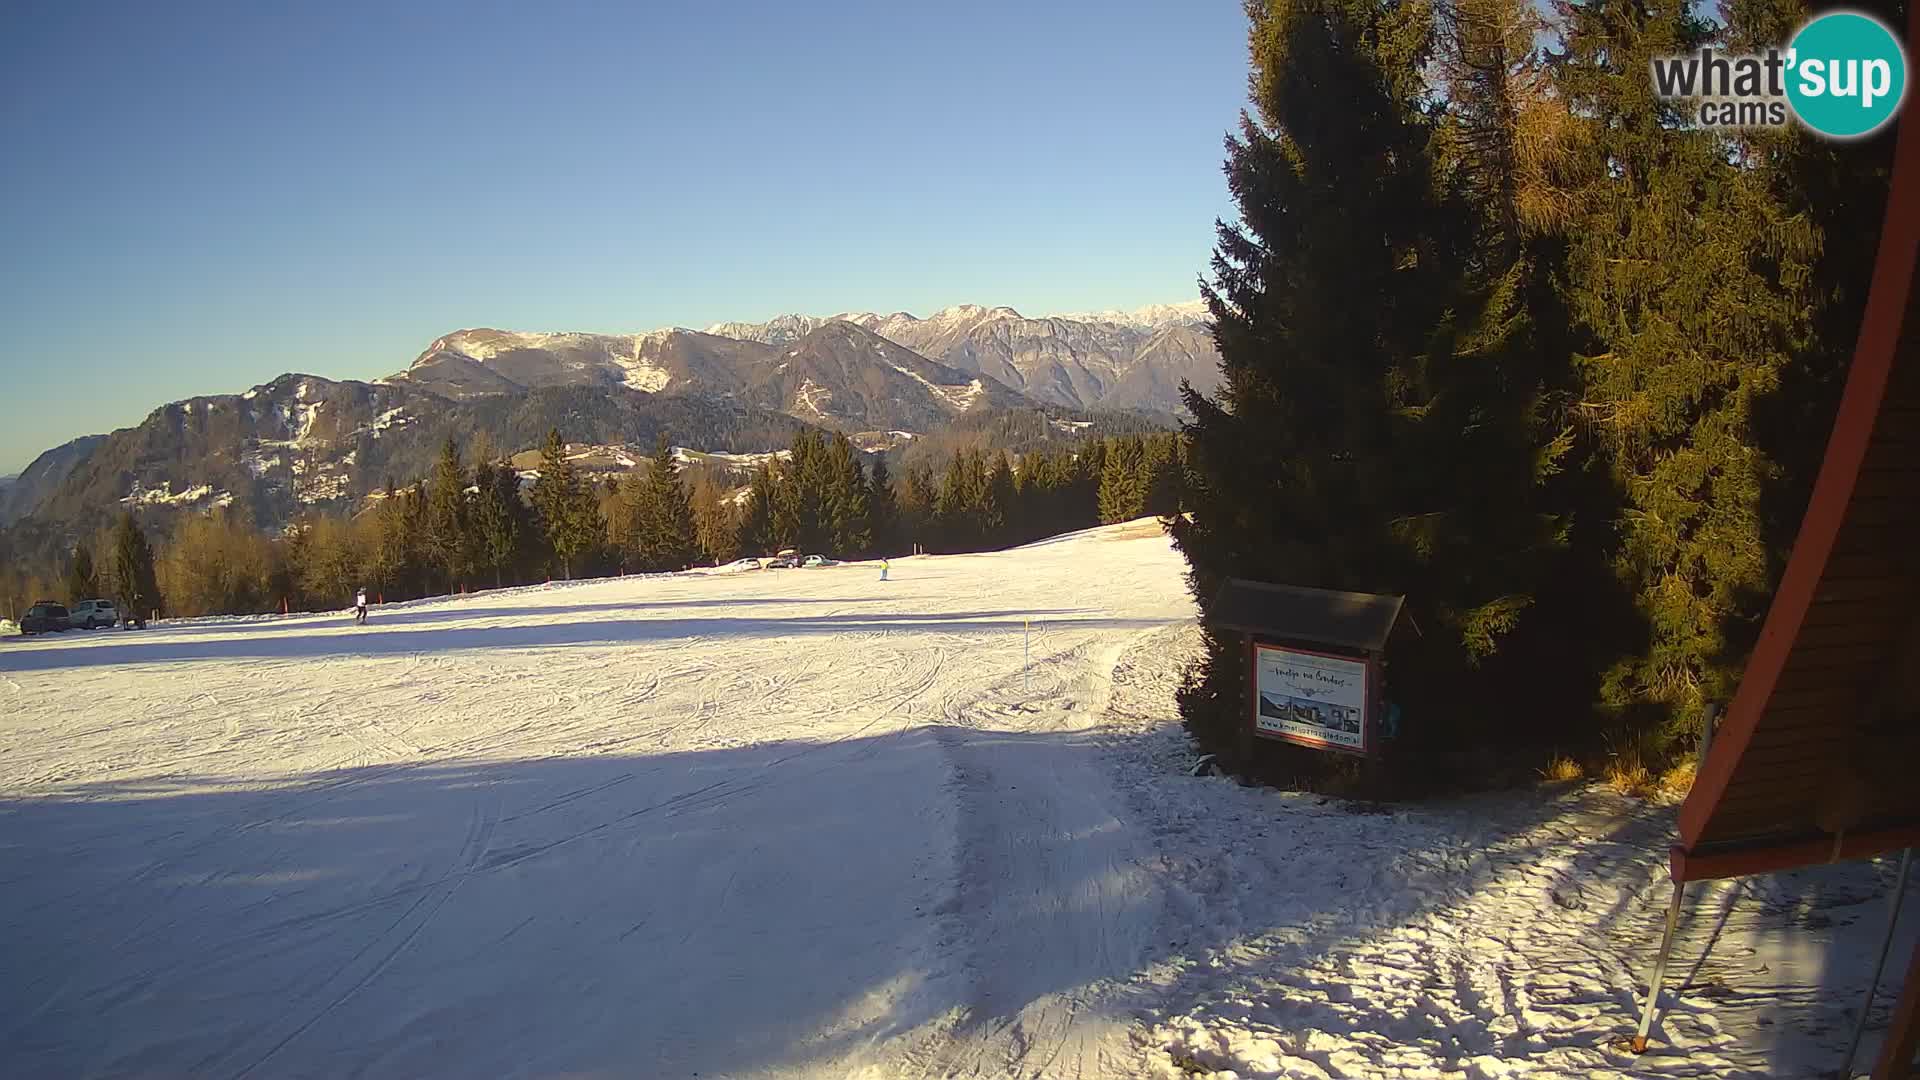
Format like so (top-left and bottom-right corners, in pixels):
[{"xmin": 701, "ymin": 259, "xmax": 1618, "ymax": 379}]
[
  {"xmin": 2, "ymin": 301, "xmax": 1214, "ymax": 537},
  {"xmin": 701, "ymin": 300, "xmax": 1215, "ymax": 414}
]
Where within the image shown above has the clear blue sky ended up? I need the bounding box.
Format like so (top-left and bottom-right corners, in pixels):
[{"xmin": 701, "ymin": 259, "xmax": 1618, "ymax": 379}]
[{"xmin": 0, "ymin": 1, "xmax": 1249, "ymax": 475}]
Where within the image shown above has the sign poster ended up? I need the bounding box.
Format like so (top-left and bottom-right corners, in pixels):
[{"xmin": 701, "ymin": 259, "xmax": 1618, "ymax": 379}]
[{"xmin": 1252, "ymin": 643, "xmax": 1369, "ymax": 753}]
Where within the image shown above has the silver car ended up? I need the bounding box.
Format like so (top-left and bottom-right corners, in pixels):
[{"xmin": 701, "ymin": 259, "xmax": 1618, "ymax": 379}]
[{"xmin": 69, "ymin": 599, "xmax": 121, "ymax": 629}]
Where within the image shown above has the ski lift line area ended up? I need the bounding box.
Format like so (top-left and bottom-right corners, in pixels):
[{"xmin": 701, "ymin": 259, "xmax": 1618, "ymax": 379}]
[{"xmin": 1638, "ymin": 7, "xmax": 1920, "ymax": 1072}]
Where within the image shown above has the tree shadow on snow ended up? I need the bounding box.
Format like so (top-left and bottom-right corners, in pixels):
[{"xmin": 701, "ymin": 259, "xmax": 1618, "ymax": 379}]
[
  {"xmin": 1123, "ymin": 778, "xmax": 1917, "ymax": 1079},
  {"xmin": 0, "ymin": 725, "xmax": 1165, "ymax": 1078},
  {"xmin": 0, "ymin": 609, "xmax": 1106, "ymax": 672},
  {"xmin": 99, "ymin": 596, "xmax": 893, "ymax": 641}
]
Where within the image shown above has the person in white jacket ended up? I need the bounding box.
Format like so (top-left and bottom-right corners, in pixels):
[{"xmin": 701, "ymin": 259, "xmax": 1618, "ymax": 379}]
[{"xmin": 354, "ymin": 588, "xmax": 369, "ymax": 624}]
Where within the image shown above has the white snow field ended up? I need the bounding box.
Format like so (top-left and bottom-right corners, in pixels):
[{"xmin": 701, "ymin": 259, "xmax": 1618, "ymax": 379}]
[{"xmin": 1, "ymin": 520, "xmax": 1910, "ymax": 1079}]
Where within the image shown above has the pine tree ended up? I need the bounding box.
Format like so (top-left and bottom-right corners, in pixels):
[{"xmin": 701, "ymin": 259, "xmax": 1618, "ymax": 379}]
[
  {"xmin": 530, "ymin": 428, "xmax": 600, "ymax": 579},
  {"xmin": 402, "ymin": 481, "xmax": 431, "ymax": 596},
  {"xmin": 68, "ymin": 543, "xmax": 99, "ymax": 601},
  {"xmin": 934, "ymin": 450, "xmax": 980, "ymax": 552},
  {"xmin": 1558, "ymin": 0, "xmax": 1816, "ymax": 732},
  {"xmin": 787, "ymin": 431, "xmax": 832, "ymax": 554},
  {"xmin": 738, "ymin": 463, "xmax": 779, "ymax": 555},
  {"xmin": 983, "ymin": 453, "xmax": 1016, "ymax": 547},
  {"xmin": 371, "ymin": 479, "xmax": 410, "ymax": 600},
  {"xmin": 1169, "ymin": 0, "xmax": 1499, "ymax": 778},
  {"xmin": 1098, "ymin": 438, "xmax": 1148, "ymax": 524},
  {"xmin": 425, "ymin": 436, "xmax": 471, "ymax": 593},
  {"xmin": 470, "ymin": 457, "xmax": 524, "ymax": 588},
  {"xmin": 899, "ymin": 463, "xmax": 938, "ymax": 553},
  {"xmin": 868, "ymin": 458, "xmax": 899, "ymax": 556},
  {"xmin": 109, "ymin": 512, "xmax": 161, "ymax": 624},
  {"xmin": 628, "ymin": 434, "xmax": 698, "ymax": 572},
  {"xmin": 822, "ymin": 434, "xmax": 872, "ymax": 557}
]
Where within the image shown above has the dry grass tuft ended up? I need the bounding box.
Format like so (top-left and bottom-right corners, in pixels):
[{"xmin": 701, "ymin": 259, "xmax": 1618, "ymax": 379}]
[
  {"xmin": 1541, "ymin": 755, "xmax": 1584, "ymax": 783},
  {"xmin": 1658, "ymin": 759, "xmax": 1697, "ymax": 799},
  {"xmin": 1603, "ymin": 750, "xmax": 1656, "ymax": 797}
]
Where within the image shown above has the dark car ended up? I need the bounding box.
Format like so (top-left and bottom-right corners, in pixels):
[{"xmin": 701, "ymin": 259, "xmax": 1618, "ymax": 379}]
[
  {"xmin": 20, "ymin": 601, "xmax": 72, "ymax": 635},
  {"xmin": 766, "ymin": 555, "xmax": 801, "ymax": 569}
]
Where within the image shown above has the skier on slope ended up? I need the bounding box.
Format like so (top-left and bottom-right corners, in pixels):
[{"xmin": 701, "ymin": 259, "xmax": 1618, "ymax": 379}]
[
  {"xmin": 880, "ymin": 557, "xmax": 889, "ymax": 582},
  {"xmin": 354, "ymin": 587, "xmax": 369, "ymax": 625}
]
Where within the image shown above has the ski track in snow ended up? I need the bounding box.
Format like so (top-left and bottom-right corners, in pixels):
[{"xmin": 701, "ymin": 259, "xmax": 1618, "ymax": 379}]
[{"xmin": 0, "ymin": 520, "xmax": 1908, "ymax": 1078}]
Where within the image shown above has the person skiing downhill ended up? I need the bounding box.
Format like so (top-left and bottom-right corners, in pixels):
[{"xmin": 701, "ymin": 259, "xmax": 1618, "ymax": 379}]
[{"xmin": 354, "ymin": 587, "xmax": 368, "ymax": 625}]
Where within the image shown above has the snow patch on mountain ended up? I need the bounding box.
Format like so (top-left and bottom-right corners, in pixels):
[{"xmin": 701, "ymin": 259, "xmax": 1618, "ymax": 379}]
[
  {"xmin": 794, "ymin": 378, "xmax": 833, "ymax": 420},
  {"xmin": 123, "ymin": 482, "xmax": 217, "ymax": 507},
  {"xmin": 1052, "ymin": 299, "xmax": 1208, "ymax": 329},
  {"xmin": 883, "ymin": 359, "xmax": 982, "ymax": 413}
]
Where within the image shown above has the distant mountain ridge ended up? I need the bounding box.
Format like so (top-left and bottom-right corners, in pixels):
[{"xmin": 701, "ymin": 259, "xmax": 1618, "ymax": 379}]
[
  {"xmin": 702, "ymin": 300, "xmax": 1217, "ymax": 413},
  {"xmin": 1, "ymin": 299, "xmax": 1206, "ymax": 547},
  {"xmin": 388, "ymin": 321, "xmax": 1030, "ymax": 433},
  {"xmin": 0, "ymin": 435, "xmax": 107, "ymax": 527}
]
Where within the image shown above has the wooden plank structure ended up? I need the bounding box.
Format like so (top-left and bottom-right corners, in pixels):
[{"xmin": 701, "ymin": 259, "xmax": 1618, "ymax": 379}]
[{"xmin": 1639, "ymin": 8, "xmax": 1920, "ymax": 1073}]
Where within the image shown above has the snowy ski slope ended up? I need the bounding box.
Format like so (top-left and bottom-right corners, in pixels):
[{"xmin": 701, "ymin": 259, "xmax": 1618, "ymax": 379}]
[{"xmin": 1, "ymin": 520, "xmax": 1910, "ymax": 1078}]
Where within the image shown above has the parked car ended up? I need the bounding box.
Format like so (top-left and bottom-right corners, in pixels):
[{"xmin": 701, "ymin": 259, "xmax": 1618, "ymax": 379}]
[
  {"xmin": 722, "ymin": 558, "xmax": 764, "ymax": 571},
  {"xmin": 801, "ymin": 555, "xmax": 837, "ymax": 568},
  {"xmin": 69, "ymin": 599, "xmax": 121, "ymax": 629},
  {"xmin": 20, "ymin": 601, "xmax": 71, "ymax": 635},
  {"xmin": 766, "ymin": 555, "xmax": 801, "ymax": 569}
]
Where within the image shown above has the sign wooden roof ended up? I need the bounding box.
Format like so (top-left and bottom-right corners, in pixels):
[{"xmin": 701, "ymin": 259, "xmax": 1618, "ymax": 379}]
[{"xmin": 1210, "ymin": 578, "xmax": 1405, "ymax": 653}]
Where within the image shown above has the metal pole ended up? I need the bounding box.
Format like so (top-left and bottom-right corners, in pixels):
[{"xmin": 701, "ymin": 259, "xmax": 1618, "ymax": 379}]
[
  {"xmin": 1634, "ymin": 880, "xmax": 1689, "ymax": 1053},
  {"xmin": 1841, "ymin": 848, "xmax": 1914, "ymax": 1078},
  {"xmin": 1024, "ymin": 619, "xmax": 1030, "ymax": 694}
]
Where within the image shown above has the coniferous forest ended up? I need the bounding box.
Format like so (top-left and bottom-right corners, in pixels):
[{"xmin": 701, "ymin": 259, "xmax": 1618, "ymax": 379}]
[
  {"xmin": 1, "ymin": 426, "xmax": 1185, "ymax": 624},
  {"xmin": 1169, "ymin": 0, "xmax": 1901, "ymax": 791}
]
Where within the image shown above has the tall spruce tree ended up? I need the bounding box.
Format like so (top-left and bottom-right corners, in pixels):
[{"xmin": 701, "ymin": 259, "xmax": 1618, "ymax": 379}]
[
  {"xmin": 530, "ymin": 428, "xmax": 600, "ymax": 579},
  {"xmin": 1722, "ymin": 0, "xmax": 1905, "ymax": 611},
  {"xmin": 371, "ymin": 479, "xmax": 411, "ymax": 600},
  {"xmin": 868, "ymin": 458, "xmax": 899, "ymax": 556},
  {"xmin": 1099, "ymin": 438, "xmax": 1148, "ymax": 524},
  {"xmin": 68, "ymin": 543, "xmax": 99, "ymax": 601},
  {"xmin": 425, "ymin": 436, "xmax": 471, "ymax": 593},
  {"xmin": 630, "ymin": 435, "xmax": 698, "ymax": 572},
  {"xmin": 822, "ymin": 434, "xmax": 873, "ymax": 556},
  {"xmin": 738, "ymin": 463, "xmax": 779, "ymax": 555},
  {"xmin": 470, "ymin": 457, "xmax": 524, "ymax": 588},
  {"xmin": 983, "ymin": 453, "xmax": 1016, "ymax": 546},
  {"xmin": 1558, "ymin": 0, "xmax": 1817, "ymax": 733},
  {"xmin": 1170, "ymin": 0, "xmax": 1571, "ymax": 779},
  {"xmin": 109, "ymin": 512, "xmax": 161, "ymax": 624},
  {"xmin": 899, "ymin": 463, "xmax": 937, "ymax": 553}
]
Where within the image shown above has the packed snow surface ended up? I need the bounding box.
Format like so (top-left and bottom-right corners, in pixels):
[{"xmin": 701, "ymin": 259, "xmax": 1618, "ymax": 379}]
[{"xmin": 1, "ymin": 521, "xmax": 1908, "ymax": 1078}]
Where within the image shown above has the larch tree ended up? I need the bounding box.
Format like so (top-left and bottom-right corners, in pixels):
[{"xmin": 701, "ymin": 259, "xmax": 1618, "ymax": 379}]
[{"xmin": 1557, "ymin": 0, "xmax": 1817, "ymax": 733}]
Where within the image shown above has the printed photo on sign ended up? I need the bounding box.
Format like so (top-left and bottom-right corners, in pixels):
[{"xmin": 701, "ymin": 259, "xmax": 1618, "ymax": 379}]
[{"xmin": 1253, "ymin": 645, "xmax": 1368, "ymax": 751}]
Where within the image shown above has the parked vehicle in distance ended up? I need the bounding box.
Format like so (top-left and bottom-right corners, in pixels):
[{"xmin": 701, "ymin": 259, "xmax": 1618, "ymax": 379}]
[
  {"xmin": 20, "ymin": 601, "xmax": 72, "ymax": 635},
  {"xmin": 766, "ymin": 555, "xmax": 801, "ymax": 569},
  {"xmin": 69, "ymin": 599, "xmax": 121, "ymax": 629},
  {"xmin": 802, "ymin": 555, "xmax": 837, "ymax": 568},
  {"xmin": 723, "ymin": 558, "xmax": 763, "ymax": 571}
]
